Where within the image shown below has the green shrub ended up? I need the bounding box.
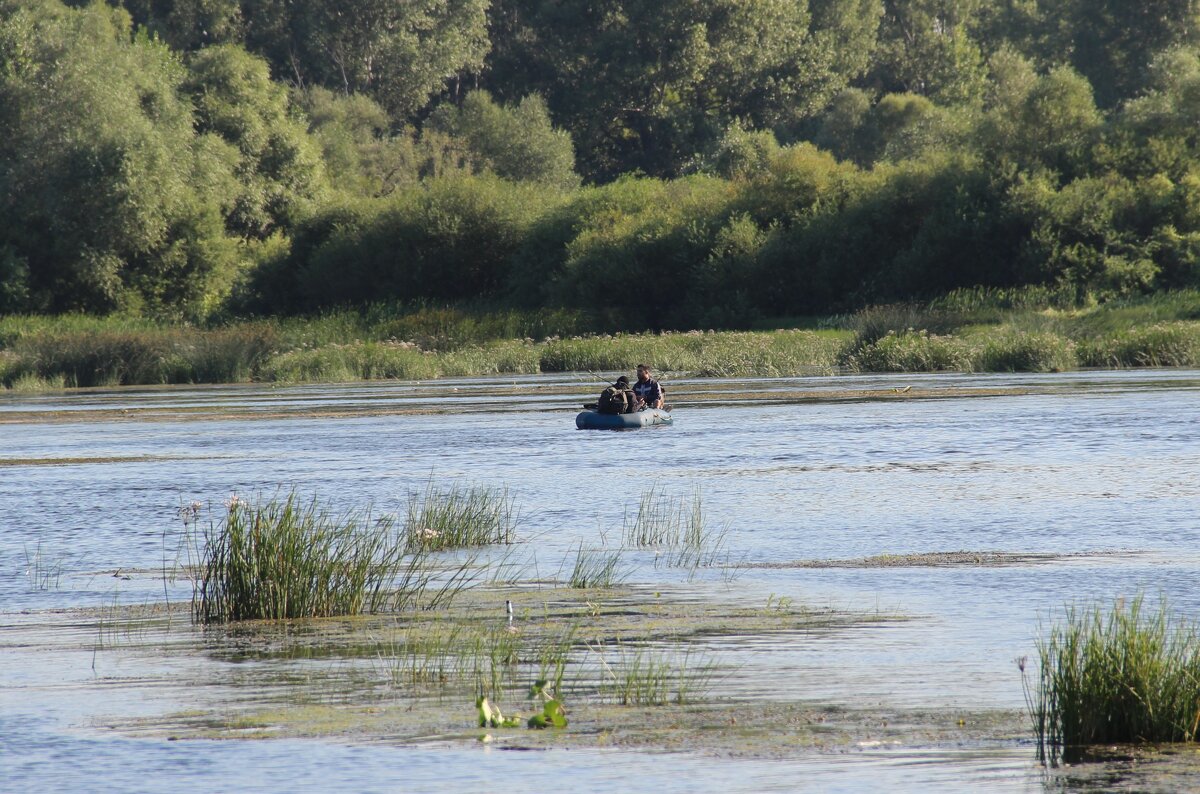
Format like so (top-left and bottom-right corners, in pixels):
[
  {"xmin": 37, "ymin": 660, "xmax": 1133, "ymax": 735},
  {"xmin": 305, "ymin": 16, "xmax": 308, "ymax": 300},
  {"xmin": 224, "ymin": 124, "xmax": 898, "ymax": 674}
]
[
  {"xmin": 845, "ymin": 330, "xmax": 968, "ymax": 372},
  {"xmin": 1077, "ymin": 322, "xmax": 1200, "ymax": 367},
  {"xmin": 971, "ymin": 330, "xmax": 1077, "ymax": 372}
]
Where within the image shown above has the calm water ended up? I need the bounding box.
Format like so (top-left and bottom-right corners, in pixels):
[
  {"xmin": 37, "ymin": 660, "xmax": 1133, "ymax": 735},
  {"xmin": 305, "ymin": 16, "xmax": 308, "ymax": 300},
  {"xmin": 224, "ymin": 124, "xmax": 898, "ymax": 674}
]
[{"xmin": 3, "ymin": 369, "xmax": 1200, "ymax": 791}]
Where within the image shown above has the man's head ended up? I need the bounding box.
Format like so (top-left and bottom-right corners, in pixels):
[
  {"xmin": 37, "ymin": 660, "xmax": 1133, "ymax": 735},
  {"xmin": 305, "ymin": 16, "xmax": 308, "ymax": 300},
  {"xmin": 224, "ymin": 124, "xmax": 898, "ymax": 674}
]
[
  {"xmin": 616, "ymin": 376, "xmax": 630, "ymax": 387},
  {"xmin": 636, "ymin": 364, "xmax": 651, "ymax": 381}
]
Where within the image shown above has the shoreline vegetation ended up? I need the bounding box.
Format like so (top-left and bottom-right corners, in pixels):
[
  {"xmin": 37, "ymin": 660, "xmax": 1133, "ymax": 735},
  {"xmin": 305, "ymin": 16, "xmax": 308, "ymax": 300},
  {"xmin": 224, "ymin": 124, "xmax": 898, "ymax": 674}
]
[{"xmin": 4, "ymin": 289, "xmax": 1200, "ymax": 390}]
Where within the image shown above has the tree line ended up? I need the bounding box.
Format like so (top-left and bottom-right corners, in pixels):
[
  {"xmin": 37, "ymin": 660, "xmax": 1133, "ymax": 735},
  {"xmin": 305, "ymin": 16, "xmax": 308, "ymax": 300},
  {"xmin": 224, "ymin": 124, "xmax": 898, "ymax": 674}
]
[{"xmin": 2, "ymin": 0, "xmax": 1200, "ymax": 324}]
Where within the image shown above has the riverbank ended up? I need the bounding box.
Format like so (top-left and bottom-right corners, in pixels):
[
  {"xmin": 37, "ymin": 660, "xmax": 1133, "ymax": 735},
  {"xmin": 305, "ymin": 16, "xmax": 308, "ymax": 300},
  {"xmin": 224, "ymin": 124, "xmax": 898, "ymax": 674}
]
[{"xmin": 3, "ymin": 290, "xmax": 1200, "ymax": 390}]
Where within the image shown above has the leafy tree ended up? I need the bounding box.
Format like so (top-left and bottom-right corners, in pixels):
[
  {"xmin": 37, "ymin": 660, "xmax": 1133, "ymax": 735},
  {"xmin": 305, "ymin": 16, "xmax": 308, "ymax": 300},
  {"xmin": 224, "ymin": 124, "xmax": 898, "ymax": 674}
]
[
  {"xmin": 240, "ymin": 0, "xmax": 490, "ymax": 119},
  {"xmin": 427, "ymin": 91, "xmax": 579, "ymax": 189},
  {"xmin": 181, "ymin": 44, "xmax": 329, "ymax": 237},
  {"xmin": 118, "ymin": 0, "xmax": 243, "ymax": 51},
  {"xmin": 0, "ymin": 0, "xmax": 242, "ymax": 315},
  {"xmin": 485, "ymin": 0, "xmax": 878, "ymax": 180},
  {"xmin": 1039, "ymin": 0, "xmax": 1200, "ymax": 108},
  {"xmin": 869, "ymin": 0, "xmax": 988, "ymax": 106}
]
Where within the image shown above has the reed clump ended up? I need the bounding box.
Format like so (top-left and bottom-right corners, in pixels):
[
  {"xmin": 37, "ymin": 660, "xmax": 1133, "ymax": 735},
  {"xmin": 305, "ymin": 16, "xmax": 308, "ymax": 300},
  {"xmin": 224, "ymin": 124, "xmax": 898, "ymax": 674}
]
[
  {"xmin": 404, "ymin": 482, "xmax": 518, "ymax": 551},
  {"xmin": 623, "ymin": 487, "xmax": 730, "ymax": 570},
  {"xmin": 603, "ymin": 646, "xmax": 716, "ymax": 706},
  {"xmin": 971, "ymin": 329, "xmax": 1076, "ymax": 372},
  {"xmin": 842, "ymin": 329, "xmax": 969, "ymax": 372},
  {"xmin": 192, "ymin": 493, "xmax": 410, "ymax": 623},
  {"xmin": 1029, "ymin": 595, "xmax": 1200, "ymax": 765},
  {"xmin": 568, "ymin": 544, "xmax": 626, "ymax": 588}
]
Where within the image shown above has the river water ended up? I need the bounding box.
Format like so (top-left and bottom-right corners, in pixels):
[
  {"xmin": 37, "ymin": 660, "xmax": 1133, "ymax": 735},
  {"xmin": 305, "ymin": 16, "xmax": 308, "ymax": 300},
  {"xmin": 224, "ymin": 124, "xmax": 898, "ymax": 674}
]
[{"xmin": 3, "ymin": 369, "xmax": 1199, "ymax": 791}]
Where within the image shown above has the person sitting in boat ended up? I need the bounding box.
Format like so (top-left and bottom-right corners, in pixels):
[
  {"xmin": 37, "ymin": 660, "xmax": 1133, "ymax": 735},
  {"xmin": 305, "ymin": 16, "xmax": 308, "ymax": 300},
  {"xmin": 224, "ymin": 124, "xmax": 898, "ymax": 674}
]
[
  {"xmin": 632, "ymin": 364, "xmax": 664, "ymax": 410},
  {"xmin": 597, "ymin": 376, "xmax": 638, "ymax": 414}
]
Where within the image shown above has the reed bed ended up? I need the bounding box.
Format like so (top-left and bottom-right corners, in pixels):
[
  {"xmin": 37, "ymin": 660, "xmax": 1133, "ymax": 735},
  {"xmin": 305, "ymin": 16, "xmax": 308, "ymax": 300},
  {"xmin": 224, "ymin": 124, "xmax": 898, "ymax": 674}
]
[
  {"xmin": 404, "ymin": 482, "xmax": 518, "ymax": 551},
  {"xmin": 1029, "ymin": 595, "xmax": 1200, "ymax": 765},
  {"xmin": 537, "ymin": 329, "xmax": 844, "ymax": 377},
  {"xmin": 7, "ymin": 292, "xmax": 1200, "ymax": 388},
  {"xmin": 191, "ymin": 494, "xmax": 406, "ymax": 622},
  {"xmin": 1075, "ymin": 322, "xmax": 1200, "ymax": 368},
  {"xmin": 191, "ymin": 492, "xmax": 480, "ymax": 623}
]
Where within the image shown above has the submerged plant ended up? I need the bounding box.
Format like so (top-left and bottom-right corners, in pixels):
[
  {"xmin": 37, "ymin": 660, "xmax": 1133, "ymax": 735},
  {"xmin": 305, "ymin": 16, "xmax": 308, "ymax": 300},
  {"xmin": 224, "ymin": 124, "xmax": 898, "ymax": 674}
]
[
  {"xmin": 404, "ymin": 480, "xmax": 518, "ymax": 551},
  {"xmin": 1028, "ymin": 595, "xmax": 1200, "ymax": 765}
]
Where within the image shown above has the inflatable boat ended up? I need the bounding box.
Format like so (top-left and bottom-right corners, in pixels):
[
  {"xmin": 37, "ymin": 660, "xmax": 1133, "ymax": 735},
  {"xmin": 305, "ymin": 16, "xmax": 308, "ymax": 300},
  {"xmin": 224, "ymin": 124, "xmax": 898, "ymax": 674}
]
[{"xmin": 575, "ymin": 408, "xmax": 673, "ymax": 430}]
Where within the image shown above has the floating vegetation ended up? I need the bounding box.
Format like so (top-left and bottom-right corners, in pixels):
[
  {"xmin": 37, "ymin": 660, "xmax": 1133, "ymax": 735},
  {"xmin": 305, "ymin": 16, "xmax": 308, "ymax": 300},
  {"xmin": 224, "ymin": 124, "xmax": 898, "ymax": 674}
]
[
  {"xmin": 403, "ymin": 481, "xmax": 518, "ymax": 551},
  {"xmin": 1027, "ymin": 595, "xmax": 1200, "ymax": 765}
]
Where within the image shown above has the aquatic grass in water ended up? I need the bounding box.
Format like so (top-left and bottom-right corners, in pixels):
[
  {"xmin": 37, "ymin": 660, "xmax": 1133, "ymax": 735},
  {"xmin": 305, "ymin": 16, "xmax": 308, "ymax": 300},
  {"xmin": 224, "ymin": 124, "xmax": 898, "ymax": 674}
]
[
  {"xmin": 192, "ymin": 493, "xmax": 411, "ymax": 623},
  {"xmin": 568, "ymin": 544, "xmax": 626, "ymax": 588},
  {"xmin": 404, "ymin": 482, "xmax": 518, "ymax": 551},
  {"xmin": 1028, "ymin": 595, "xmax": 1200, "ymax": 765},
  {"xmin": 23, "ymin": 542, "xmax": 62, "ymax": 591},
  {"xmin": 623, "ymin": 487, "xmax": 731, "ymax": 571},
  {"xmin": 600, "ymin": 644, "xmax": 717, "ymax": 706}
]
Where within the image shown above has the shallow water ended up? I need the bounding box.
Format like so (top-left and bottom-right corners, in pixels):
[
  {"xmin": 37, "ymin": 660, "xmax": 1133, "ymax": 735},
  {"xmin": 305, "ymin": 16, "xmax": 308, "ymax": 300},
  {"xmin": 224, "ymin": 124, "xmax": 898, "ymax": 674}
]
[{"xmin": 4, "ymin": 369, "xmax": 1200, "ymax": 791}]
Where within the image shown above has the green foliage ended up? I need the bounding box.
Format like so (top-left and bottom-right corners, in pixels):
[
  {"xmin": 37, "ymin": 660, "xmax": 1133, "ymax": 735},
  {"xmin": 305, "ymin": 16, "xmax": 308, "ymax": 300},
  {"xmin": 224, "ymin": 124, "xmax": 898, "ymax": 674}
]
[
  {"xmin": 287, "ymin": 176, "xmax": 555, "ymax": 310},
  {"xmin": 182, "ymin": 44, "xmax": 328, "ymax": 237},
  {"xmin": 485, "ymin": 0, "xmax": 850, "ymax": 179},
  {"xmin": 429, "ymin": 91, "xmax": 579, "ymax": 190},
  {"xmin": 239, "ymin": 0, "xmax": 489, "ymax": 119},
  {"xmin": 871, "ymin": 0, "xmax": 988, "ymax": 105},
  {"xmin": 0, "ymin": 0, "xmax": 244, "ymax": 317},
  {"xmin": 1029, "ymin": 595, "xmax": 1200, "ymax": 765}
]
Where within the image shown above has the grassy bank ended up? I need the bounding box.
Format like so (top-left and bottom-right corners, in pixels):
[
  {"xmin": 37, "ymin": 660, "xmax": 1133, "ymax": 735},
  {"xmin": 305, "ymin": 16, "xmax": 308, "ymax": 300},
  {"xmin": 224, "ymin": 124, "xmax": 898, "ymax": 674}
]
[{"xmin": 4, "ymin": 290, "xmax": 1200, "ymax": 389}]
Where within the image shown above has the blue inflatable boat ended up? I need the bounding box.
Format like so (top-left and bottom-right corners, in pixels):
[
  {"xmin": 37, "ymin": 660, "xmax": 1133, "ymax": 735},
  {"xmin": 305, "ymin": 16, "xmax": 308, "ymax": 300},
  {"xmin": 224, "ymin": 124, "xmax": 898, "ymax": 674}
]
[{"xmin": 575, "ymin": 408, "xmax": 673, "ymax": 430}]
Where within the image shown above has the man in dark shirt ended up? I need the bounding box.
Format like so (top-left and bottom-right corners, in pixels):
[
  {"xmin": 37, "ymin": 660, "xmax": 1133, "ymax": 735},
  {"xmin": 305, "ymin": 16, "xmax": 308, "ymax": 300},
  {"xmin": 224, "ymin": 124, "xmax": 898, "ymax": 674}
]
[{"xmin": 632, "ymin": 363, "xmax": 664, "ymax": 410}]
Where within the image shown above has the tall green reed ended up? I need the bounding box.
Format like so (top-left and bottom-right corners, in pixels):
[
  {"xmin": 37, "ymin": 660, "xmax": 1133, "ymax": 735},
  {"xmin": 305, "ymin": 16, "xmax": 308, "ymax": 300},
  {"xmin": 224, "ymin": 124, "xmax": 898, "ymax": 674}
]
[
  {"xmin": 598, "ymin": 644, "xmax": 717, "ymax": 706},
  {"xmin": 623, "ymin": 487, "xmax": 730, "ymax": 571},
  {"xmin": 404, "ymin": 481, "xmax": 518, "ymax": 551},
  {"xmin": 191, "ymin": 493, "xmax": 406, "ymax": 622},
  {"xmin": 1028, "ymin": 595, "xmax": 1200, "ymax": 765},
  {"xmin": 568, "ymin": 543, "xmax": 626, "ymax": 588}
]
